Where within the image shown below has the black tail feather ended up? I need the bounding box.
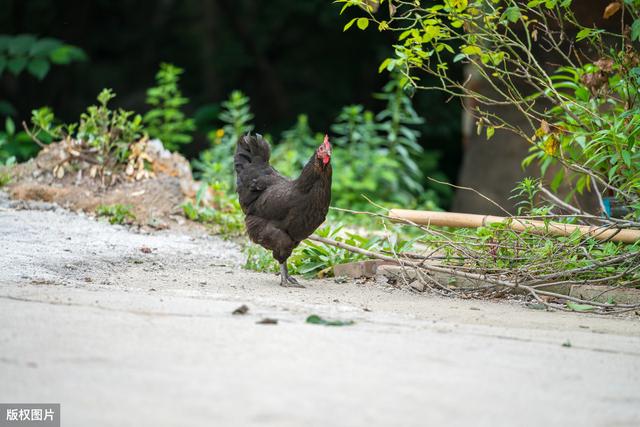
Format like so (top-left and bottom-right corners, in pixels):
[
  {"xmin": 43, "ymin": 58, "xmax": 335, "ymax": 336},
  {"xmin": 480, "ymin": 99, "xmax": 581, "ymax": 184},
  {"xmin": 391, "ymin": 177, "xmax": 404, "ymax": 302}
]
[{"xmin": 234, "ymin": 133, "xmax": 271, "ymax": 175}]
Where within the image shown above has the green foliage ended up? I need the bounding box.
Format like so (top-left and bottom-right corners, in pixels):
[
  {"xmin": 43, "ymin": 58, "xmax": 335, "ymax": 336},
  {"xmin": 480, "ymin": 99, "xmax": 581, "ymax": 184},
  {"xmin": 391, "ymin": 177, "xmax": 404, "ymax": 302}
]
[
  {"xmin": 196, "ymin": 81, "xmax": 444, "ymax": 214},
  {"xmin": 182, "ymin": 181, "xmax": 244, "ymax": 235},
  {"xmin": 423, "ymin": 185, "xmax": 640, "ymax": 287},
  {"xmin": 95, "ymin": 204, "xmax": 136, "ymax": 225},
  {"xmin": 0, "ymin": 153, "xmax": 15, "ymax": 187},
  {"xmin": 76, "ymin": 89, "xmax": 143, "ymax": 165},
  {"xmin": 339, "ymin": 0, "xmax": 640, "ymax": 218},
  {"xmin": 244, "ymin": 223, "xmax": 413, "ymax": 278},
  {"xmin": 565, "ymin": 301, "xmax": 596, "ymax": 312},
  {"xmin": 272, "ymin": 74, "xmax": 443, "ymax": 211},
  {"xmin": 193, "ymin": 90, "xmax": 254, "ymax": 187},
  {"xmin": 244, "ymin": 244, "xmax": 279, "ymax": 273},
  {"xmin": 143, "ymin": 63, "xmax": 195, "ymax": 152},
  {"xmin": 24, "ymin": 89, "xmax": 144, "ymax": 177},
  {"xmin": 0, "ymin": 116, "xmax": 37, "ymax": 163},
  {"xmin": 524, "ymin": 62, "xmax": 640, "ymax": 218},
  {"xmin": 510, "ymin": 177, "xmax": 541, "ymax": 215},
  {"xmin": 289, "ymin": 225, "xmax": 373, "ymax": 277},
  {"xmin": 271, "ymin": 114, "xmax": 320, "ymax": 177},
  {"xmin": 376, "ymin": 77, "xmax": 425, "ymax": 192},
  {"xmin": 0, "ymin": 34, "xmax": 86, "ymax": 80},
  {"xmin": 0, "ymin": 168, "xmax": 12, "ymax": 187}
]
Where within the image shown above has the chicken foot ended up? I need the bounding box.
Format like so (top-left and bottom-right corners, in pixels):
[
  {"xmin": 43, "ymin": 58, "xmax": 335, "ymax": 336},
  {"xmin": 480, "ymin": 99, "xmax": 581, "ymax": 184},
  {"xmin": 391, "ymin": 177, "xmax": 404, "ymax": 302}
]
[{"xmin": 279, "ymin": 263, "xmax": 304, "ymax": 288}]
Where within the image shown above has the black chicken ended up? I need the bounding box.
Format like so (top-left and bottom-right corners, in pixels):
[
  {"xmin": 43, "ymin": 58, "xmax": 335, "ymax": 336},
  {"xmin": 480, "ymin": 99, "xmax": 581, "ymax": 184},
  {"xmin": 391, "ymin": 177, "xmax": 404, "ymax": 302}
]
[{"xmin": 234, "ymin": 134, "xmax": 332, "ymax": 287}]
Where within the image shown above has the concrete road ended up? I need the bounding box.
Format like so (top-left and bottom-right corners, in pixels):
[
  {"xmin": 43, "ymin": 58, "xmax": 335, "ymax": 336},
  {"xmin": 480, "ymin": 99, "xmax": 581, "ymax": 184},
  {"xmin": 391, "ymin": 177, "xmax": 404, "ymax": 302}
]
[{"xmin": 1, "ymin": 197, "xmax": 639, "ymax": 427}]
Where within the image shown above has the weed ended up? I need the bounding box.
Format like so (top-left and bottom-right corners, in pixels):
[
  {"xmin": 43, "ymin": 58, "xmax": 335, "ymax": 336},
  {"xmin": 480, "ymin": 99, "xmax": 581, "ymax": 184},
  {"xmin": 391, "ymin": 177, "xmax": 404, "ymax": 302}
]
[
  {"xmin": 182, "ymin": 181, "xmax": 244, "ymax": 235},
  {"xmin": 95, "ymin": 204, "xmax": 136, "ymax": 225},
  {"xmin": 143, "ymin": 63, "xmax": 195, "ymax": 152}
]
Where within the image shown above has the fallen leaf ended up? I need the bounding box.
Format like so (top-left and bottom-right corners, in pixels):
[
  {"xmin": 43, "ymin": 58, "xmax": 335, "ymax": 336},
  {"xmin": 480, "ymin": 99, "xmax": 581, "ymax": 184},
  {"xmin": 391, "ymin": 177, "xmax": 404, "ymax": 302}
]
[
  {"xmin": 566, "ymin": 301, "xmax": 596, "ymax": 312},
  {"xmin": 306, "ymin": 314, "xmax": 355, "ymax": 326},
  {"xmin": 232, "ymin": 305, "xmax": 249, "ymax": 315},
  {"xmin": 256, "ymin": 318, "xmax": 278, "ymax": 324},
  {"xmin": 139, "ymin": 246, "xmax": 152, "ymax": 254}
]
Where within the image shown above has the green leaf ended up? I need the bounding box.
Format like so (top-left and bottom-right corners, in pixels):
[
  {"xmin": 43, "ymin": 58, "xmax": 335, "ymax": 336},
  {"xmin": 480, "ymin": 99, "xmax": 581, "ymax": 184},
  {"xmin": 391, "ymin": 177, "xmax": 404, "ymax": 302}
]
[
  {"xmin": 576, "ymin": 28, "xmax": 591, "ymax": 41},
  {"xmin": 378, "ymin": 58, "xmax": 392, "ymax": 73},
  {"xmin": 27, "ymin": 58, "xmax": 50, "ymax": 80},
  {"xmin": 550, "ymin": 168, "xmax": 565, "ymax": 192},
  {"xmin": 632, "ymin": 19, "xmax": 640, "ymax": 41},
  {"xmin": 306, "ymin": 314, "xmax": 355, "ymax": 326},
  {"xmin": 357, "ymin": 17, "xmax": 369, "ymax": 30},
  {"xmin": 461, "ymin": 45, "xmax": 482, "ymax": 56},
  {"xmin": 575, "ymin": 86, "xmax": 590, "ymax": 102},
  {"xmin": 486, "ymin": 126, "xmax": 495, "ymax": 140},
  {"xmin": 8, "ymin": 34, "xmax": 36, "ymax": 55},
  {"xmin": 49, "ymin": 45, "xmax": 87, "ymax": 64},
  {"xmin": 566, "ymin": 301, "xmax": 596, "ymax": 312},
  {"xmin": 343, "ymin": 17, "xmax": 358, "ymax": 31},
  {"xmin": 5, "ymin": 117, "xmax": 15, "ymax": 135},
  {"xmin": 7, "ymin": 57, "xmax": 28, "ymax": 75},
  {"xmin": 453, "ymin": 53, "xmax": 466, "ymax": 63},
  {"xmin": 29, "ymin": 38, "xmax": 62, "ymax": 57},
  {"xmin": 501, "ymin": 6, "xmax": 522, "ymax": 23},
  {"xmin": 0, "ymin": 35, "xmax": 10, "ymax": 52}
]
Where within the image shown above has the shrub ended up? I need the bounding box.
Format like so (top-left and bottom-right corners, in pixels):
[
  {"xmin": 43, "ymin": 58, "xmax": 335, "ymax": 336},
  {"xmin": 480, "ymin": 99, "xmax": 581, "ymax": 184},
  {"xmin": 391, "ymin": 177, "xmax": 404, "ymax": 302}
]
[
  {"xmin": 143, "ymin": 63, "xmax": 195, "ymax": 152},
  {"xmin": 338, "ymin": 0, "xmax": 640, "ymax": 219}
]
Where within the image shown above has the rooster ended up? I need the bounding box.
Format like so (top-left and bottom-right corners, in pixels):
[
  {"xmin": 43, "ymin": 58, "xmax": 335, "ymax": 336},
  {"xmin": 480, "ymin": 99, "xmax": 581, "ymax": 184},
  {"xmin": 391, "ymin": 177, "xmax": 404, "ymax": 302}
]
[{"xmin": 234, "ymin": 134, "xmax": 332, "ymax": 287}]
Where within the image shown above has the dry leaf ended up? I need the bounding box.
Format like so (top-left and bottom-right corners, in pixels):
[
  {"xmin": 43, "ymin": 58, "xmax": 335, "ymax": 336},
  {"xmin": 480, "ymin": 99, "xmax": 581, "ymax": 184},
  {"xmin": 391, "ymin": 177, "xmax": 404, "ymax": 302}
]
[
  {"xmin": 232, "ymin": 305, "xmax": 249, "ymax": 315},
  {"xmin": 256, "ymin": 318, "xmax": 278, "ymax": 325},
  {"xmin": 89, "ymin": 165, "xmax": 98, "ymax": 178},
  {"xmin": 540, "ymin": 120, "xmax": 550, "ymax": 134},
  {"xmin": 360, "ymin": 0, "xmax": 379, "ymax": 13},
  {"xmin": 125, "ymin": 163, "xmax": 134, "ymax": 176},
  {"xmin": 55, "ymin": 165, "xmax": 65, "ymax": 179},
  {"xmin": 603, "ymin": 2, "xmax": 621, "ymax": 19}
]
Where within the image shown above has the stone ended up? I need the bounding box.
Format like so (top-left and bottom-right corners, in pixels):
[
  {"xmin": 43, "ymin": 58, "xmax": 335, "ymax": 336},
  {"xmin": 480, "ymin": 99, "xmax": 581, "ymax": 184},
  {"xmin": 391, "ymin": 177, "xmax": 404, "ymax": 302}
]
[{"xmin": 333, "ymin": 260, "xmax": 393, "ymax": 278}]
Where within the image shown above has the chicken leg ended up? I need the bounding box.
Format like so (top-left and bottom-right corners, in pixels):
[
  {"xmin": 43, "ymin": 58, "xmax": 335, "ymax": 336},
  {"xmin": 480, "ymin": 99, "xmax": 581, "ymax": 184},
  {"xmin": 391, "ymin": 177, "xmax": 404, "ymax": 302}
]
[{"xmin": 279, "ymin": 263, "xmax": 304, "ymax": 288}]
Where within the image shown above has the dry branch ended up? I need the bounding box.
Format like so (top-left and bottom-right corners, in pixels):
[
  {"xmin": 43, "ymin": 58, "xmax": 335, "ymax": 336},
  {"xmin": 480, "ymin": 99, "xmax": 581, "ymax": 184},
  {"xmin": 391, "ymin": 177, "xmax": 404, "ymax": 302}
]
[{"xmin": 309, "ymin": 232, "xmax": 640, "ymax": 315}]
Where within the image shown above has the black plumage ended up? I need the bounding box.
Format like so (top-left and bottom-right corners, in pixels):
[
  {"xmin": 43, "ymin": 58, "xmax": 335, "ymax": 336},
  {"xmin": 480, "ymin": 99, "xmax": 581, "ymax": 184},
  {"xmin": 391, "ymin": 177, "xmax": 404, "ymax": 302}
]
[{"xmin": 234, "ymin": 133, "xmax": 332, "ymax": 287}]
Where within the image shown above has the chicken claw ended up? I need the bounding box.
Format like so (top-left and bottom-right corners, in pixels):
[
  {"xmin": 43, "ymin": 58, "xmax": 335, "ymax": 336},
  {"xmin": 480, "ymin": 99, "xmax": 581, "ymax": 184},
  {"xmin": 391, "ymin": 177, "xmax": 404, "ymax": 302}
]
[{"xmin": 279, "ymin": 264, "xmax": 305, "ymax": 288}]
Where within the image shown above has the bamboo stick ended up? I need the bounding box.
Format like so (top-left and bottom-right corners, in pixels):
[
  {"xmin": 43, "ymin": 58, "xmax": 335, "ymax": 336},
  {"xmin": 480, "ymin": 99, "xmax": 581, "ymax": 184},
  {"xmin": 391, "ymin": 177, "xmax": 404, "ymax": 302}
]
[{"xmin": 388, "ymin": 209, "xmax": 640, "ymax": 244}]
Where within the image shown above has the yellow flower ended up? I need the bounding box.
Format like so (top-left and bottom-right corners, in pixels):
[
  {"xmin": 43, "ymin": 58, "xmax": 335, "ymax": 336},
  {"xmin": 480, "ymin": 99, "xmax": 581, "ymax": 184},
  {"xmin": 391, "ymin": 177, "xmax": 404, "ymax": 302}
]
[{"xmin": 543, "ymin": 135, "xmax": 559, "ymax": 156}]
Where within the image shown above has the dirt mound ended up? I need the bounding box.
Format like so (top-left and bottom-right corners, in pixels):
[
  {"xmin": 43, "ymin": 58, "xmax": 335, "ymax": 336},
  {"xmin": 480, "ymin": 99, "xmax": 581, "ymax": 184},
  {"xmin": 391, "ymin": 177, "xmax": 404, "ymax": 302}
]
[{"xmin": 6, "ymin": 139, "xmax": 203, "ymax": 228}]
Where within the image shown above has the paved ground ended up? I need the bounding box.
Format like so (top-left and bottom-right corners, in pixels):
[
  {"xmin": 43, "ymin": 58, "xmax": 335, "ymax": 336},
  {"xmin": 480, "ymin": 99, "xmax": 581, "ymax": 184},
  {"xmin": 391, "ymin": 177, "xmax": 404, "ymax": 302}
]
[{"xmin": 1, "ymin": 194, "xmax": 639, "ymax": 427}]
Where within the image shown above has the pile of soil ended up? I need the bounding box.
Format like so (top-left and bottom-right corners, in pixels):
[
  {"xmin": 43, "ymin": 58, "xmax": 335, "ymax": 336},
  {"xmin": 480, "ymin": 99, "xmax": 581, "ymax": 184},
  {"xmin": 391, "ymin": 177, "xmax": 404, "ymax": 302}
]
[{"xmin": 5, "ymin": 139, "xmax": 204, "ymax": 229}]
